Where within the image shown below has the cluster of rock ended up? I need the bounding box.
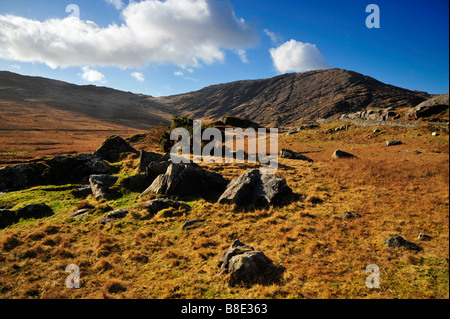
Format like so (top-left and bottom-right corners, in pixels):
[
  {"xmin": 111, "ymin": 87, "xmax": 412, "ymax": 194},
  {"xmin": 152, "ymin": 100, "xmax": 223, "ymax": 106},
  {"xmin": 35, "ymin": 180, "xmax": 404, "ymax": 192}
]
[
  {"xmin": 340, "ymin": 108, "xmax": 400, "ymax": 122},
  {"xmin": 0, "ymin": 135, "xmax": 138, "ymax": 193},
  {"xmin": 405, "ymin": 93, "xmax": 449, "ymax": 120}
]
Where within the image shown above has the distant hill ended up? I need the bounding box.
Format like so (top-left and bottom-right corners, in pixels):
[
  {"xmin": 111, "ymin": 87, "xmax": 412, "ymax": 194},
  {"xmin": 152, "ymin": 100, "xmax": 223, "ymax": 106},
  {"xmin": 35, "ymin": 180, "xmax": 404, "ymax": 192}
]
[
  {"xmin": 0, "ymin": 69, "xmax": 432, "ymax": 129},
  {"xmin": 156, "ymin": 68, "xmax": 431, "ymax": 127},
  {"xmin": 0, "ymin": 71, "xmax": 172, "ymax": 130}
]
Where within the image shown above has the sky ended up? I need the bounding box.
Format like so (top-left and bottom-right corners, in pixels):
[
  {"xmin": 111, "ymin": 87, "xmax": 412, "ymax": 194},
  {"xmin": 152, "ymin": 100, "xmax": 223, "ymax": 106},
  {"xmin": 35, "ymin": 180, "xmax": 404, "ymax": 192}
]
[{"xmin": 0, "ymin": 0, "xmax": 448, "ymax": 97}]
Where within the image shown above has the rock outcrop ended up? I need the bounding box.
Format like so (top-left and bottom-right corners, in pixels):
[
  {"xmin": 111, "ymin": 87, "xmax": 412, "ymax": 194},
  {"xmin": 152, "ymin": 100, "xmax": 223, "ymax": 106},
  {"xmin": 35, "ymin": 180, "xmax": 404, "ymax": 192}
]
[
  {"xmin": 0, "ymin": 154, "xmax": 110, "ymax": 193},
  {"xmin": 143, "ymin": 163, "xmax": 227, "ymax": 200},
  {"xmin": 93, "ymin": 135, "xmax": 138, "ymax": 162},
  {"xmin": 217, "ymin": 169, "xmax": 292, "ymax": 208}
]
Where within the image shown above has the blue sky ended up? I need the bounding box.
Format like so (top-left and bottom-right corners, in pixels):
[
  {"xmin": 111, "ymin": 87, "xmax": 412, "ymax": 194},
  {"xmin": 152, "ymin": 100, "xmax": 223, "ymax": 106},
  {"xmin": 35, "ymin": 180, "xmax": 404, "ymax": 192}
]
[{"xmin": 0, "ymin": 0, "xmax": 448, "ymax": 97}]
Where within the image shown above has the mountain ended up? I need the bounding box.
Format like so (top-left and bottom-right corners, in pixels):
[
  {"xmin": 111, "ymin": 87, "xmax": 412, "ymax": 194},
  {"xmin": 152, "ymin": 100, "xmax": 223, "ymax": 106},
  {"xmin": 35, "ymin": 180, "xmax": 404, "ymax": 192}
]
[
  {"xmin": 0, "ymin": 69, "xmax": 432, "ymax": 130},
  {"xmin": 156, "ymin": 68, "xmax": 431, "ymax": 127},
  {"xmin": 0, "ymin": 71, "xmax": 172, "ymax": 130}
]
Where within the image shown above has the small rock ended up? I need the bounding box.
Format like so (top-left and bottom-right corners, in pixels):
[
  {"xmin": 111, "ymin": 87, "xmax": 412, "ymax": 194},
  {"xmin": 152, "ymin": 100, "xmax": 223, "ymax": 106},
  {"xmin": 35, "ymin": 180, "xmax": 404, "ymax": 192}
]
[
  {"xmin": 280, "ymin": 149, "xmax": 314, "ymax": 162},
  {"xmin": 385, "ymin": 140, "xmax": 402, "ymax": 146},
  {"xmin": 340, "ymin": 211, "xmax": 361, "ymax": 221},
  {"xmin": 70, "ymin": 208, "xmax": 92, "ymax": 218},
  {"xmin": 144, "ymin": 198, "xmax": 183, "ymax": 215},
  {"xmin": 417, "ymin": 233, "xmax": 431, "ymax": 241},
  {"xmin": 383, "ymin": 234, "xmax": 421, "ymax": 250},
  {"xmin": 181, "ymin": 219, "xmax": 206, "ymax": 230},
  {"xmin": 332, "ymin": 149, "xmax": 357, "ymax": 159},
  {"xmin": 100, "ymin": 209, "xmax": 128, "ymax": 224},
  {"xmin": 414, "ymin": 150, "xmax": 423, "ymax": 154}
]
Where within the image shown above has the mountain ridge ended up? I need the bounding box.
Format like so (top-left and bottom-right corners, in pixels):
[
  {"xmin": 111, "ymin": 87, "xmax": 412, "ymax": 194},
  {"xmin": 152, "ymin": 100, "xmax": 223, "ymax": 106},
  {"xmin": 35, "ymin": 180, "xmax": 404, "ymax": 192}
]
[
  {"xmin": 0, "ymin": 69, "xmax": 432, "ymax": 128},
  {"xmin": 155, "ymin": 68, "xmax": 431, "ymax": 126}
]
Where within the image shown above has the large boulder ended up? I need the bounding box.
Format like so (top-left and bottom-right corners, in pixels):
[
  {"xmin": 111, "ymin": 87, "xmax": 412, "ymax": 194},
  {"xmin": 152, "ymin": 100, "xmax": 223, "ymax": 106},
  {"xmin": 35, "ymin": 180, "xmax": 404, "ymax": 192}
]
[
  {"xmin": 143, "ymin": 163, "xmax": 227, "ymax": 200},
  {"xmin": 280, "ymin": 149, "xmax": 314, "ymax": 162},
  {"xmin": 16, "ymin": 203, "xmax": 54, "ymax": 220},
  {"xmin": 217, "ymin": 169, "xmax": 292, "ymax": 208},
  {"xmin": 93, "ymin": 135, "xmax": 138, "ymax": 162},
  {"xmin": 89, "ymin": 174, "xmax": 119, "ymax": 200}
]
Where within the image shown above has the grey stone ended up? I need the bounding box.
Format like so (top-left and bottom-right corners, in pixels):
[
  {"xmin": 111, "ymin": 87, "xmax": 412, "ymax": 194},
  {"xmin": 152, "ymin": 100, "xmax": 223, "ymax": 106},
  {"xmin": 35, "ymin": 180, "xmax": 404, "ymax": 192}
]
[
  {"xmin": 89, "ymin": 174, "xmax": 119, "ymax": 200},
  {"xmin": 181, "ymin": 219, "xmax": 206, "ymax": 230},
  {"xmin": 218, "ymin": 240, "xmax": 273, "ymax": 285},
  {"xmin": 217, "ymin": 169, "xmax": 292, "ymax": 209},
  {"xmin": 332, "ymin": 149, "xmax": 357, "ymax": 159},
  {"xmin": 417, "ymin": 233, "xmax": 432, "ymax": 241},
  {"xmin": 70, "ymin": 208, "xmax": 92, "ymax": 218},
  {"xmin": 385, "ymin": 140, "xmax": 402, "ymax": 146},
  {"xmin": 100, "ymin": 209, "xmax": 128, "ymax": 224},
  {"xmin": 143, "ymin": 163, "xmax": 227, "ymax": 200},
  {"xmin": 341, "ymin": 211, "xmax": 361, "ymax": 221},
  {"xmin": 280, "ymin": 149, "xmax": 314, "ymax": 162},
  {"xmin": 383, "ymin": 234, "xmax": 421, "ymax": 250}
]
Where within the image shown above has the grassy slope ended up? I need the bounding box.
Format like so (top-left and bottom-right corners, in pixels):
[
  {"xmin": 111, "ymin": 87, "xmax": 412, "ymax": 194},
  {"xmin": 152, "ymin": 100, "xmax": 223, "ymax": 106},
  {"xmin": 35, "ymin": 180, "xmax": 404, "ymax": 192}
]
[{"xmin": 0, "ymin": 122, "xmax": 448, "ymax": 299}]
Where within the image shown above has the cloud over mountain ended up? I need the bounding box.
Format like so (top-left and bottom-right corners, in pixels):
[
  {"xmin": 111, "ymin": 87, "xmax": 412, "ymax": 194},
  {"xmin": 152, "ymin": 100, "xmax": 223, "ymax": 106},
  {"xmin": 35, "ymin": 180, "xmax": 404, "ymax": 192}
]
[
  {"xmin": 270, "ymin": 39, "xmax": 330, "ymax": 73},
  {"xmin": 0, "ymin": 0, "xmax": 259, "ymax": 69}
]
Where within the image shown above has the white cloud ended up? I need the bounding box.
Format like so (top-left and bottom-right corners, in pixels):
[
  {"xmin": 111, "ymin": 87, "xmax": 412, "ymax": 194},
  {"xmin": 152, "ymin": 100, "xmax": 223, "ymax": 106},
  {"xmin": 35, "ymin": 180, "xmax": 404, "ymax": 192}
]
[
  {"xmin": 269, "ymin": 39, "xmax": 330, "ymax": 73},
  {"xmin": 174, "ymin": 71, "xmax": 184, "ymax": 76},
  {"xmin": 80, "ymin": 66, "xmax": 106, "ymax": 83},
  {"xmin": 264, "ymin": 29, "xmax": 281, "ymax": 44},
  {"xmin": 236, "ymin": 49, "xmax": 248, "ymax": 63},
  {"xmin": 0, "ymin": 0, "xmax": 259, "ymax": 69},
  {"xmin": 104, "ymin": 0, "xmax": 125, "ymax": 10},
  {"xmin": 131, "ymin": 72, "xmax": 145, "ymax": 82}
]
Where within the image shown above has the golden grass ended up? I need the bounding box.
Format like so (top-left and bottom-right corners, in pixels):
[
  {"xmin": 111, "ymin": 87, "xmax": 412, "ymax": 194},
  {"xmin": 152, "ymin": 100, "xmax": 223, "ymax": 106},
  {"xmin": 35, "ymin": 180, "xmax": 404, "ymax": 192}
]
[{"xmin": 0, "ymin": 122, "xmax": 448, "ymax": 299}]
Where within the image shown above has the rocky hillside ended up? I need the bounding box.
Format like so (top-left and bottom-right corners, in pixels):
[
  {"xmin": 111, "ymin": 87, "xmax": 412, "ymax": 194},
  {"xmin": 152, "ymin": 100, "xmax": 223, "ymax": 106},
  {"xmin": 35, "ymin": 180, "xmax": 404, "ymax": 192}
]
[
  {"xmin": 0, "ymin": 71, "xmax": 172, "ymax": 129},
  {"xmin": 1, "ymin": 69, "xmax": 433, "ymax": 129},
  {"xmin": 156, "ymin": 68, "xmax": 431, "ymax": 127}
]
